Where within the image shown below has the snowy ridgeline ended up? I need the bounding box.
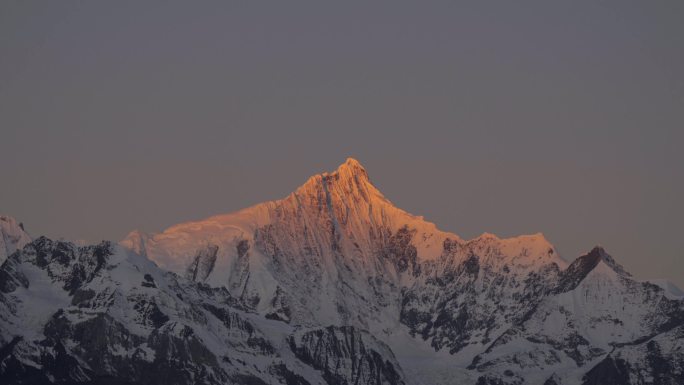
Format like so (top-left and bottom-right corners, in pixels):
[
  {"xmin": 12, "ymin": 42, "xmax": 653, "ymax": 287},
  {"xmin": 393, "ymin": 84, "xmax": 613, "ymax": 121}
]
[{"xmin": 2, "ymin": 158, "xmax": 684, "ymax": 385}]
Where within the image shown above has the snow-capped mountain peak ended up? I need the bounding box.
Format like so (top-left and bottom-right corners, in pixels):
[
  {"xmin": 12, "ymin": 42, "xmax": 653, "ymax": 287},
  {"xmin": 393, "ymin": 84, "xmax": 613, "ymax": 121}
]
[
  {"xmin": 292, "ymin": 157, "xmax": 389, "ymax": 213},
  {"xmin": 332, "ymin": 157, "xmax": 369, "ymax": 179},
  {"xmin": 121, "ymin": 159, "xmax": 573, "ymax": 330},
  {"xmin": 4, "ymin": 160, "xmax": 684, "ymax": 385}
]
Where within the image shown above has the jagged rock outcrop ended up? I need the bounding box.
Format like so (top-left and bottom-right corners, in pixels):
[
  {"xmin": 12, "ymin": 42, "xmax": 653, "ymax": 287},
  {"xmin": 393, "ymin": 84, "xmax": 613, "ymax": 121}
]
[{"xmin": 289, "ymin": 326, "xmax": 405, "ymax": 385}]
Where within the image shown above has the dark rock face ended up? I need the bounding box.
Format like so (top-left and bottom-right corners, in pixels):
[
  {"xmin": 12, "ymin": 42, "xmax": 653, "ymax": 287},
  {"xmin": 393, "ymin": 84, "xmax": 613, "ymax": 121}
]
[
  {"xmin": 582, "ymin": 356, "xmax": 631, "ymax": 385},
  {"xmin": 29, "ymin": 237, "xmax": 112, "ymax": 294},
  {"xmin": 289, "ymin": 326, "xmax": 404, "ymax": 385},
  {"xmin": 554, "ymin": 246, "xmax": 632, "ymax": 295},
  {"xmin": 0, "ymin": 257, "xmax": 29, "ymax": 293},
  {"xmin": 381, "ymin": 226, "xmax": 418, "ymax": 275},
  {"xmin": 227, "ymin": 238, "xmax": 254, "ymax": 304},
  {"xmin": 475, "ymin": 375, "xmax": 509, "ymax": 385},
  {"xmin": 269, "ymin": 363, "xmax": 313, "ymax": 385},
  {"xmin": 543, "ymin": 374, "xmax": 561, "ymax": 385},
  {"xmin": 554, "ymin": 247, "xmax": 605, "ymax": 294},
  {"xmin": 185, "ymin": 244, "xmax": 219, "ymax": 282},
  {"xmin": 265, "ymin": 286, "xmax": 292, "ymax": 323},
  {"xmin": 40, "ymin": 312, "xmax": 226, "ymax": 385}
]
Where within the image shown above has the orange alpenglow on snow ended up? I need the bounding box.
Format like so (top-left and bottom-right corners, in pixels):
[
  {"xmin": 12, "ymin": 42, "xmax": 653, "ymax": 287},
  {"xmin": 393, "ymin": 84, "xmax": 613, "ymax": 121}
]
[{"xmin": 122, "ymin": 158, "xmax": 563, "ymax": 325}]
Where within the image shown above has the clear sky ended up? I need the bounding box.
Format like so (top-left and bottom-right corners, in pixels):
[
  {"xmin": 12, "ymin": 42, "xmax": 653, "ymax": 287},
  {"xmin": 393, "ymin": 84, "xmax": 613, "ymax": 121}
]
[{"xmin": 1, "ymin": 1, "xmax": 683, "ymax": 286}]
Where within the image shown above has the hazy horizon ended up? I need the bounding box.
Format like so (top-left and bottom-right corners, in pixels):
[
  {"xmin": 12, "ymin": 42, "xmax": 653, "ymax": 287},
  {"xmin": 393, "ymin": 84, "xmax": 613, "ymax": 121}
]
[{"xmin": 2, "ymin": 1, "xmax": 683, "ymax": 287}]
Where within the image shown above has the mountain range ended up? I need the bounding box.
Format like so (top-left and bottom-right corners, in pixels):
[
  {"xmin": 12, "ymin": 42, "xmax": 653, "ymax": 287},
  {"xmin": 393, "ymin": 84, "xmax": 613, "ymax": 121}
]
[{"xmin": 1, "ymin": 158, "xmax": 683, "ymax": 385}]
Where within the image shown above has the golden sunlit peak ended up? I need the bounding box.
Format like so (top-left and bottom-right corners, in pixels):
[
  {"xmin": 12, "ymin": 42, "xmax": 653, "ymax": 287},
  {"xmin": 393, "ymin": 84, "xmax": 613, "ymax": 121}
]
[
  {"xmin": 334, "ymin": 157, "xmax": 370, "ymax": 184},
  {"xmin": 336, "ymin": 157, "xmax": 366, "ymax": 174},
  {"xmin": 294, "ymin": 157, "xmax": 372, "ymax": 197},
  {"xmin": 343, "ymin": 157, "xmax": 363, "ymax": 168}
]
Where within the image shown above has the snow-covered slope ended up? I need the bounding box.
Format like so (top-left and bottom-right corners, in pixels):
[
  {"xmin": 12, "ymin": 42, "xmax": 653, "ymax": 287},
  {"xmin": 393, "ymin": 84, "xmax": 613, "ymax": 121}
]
[
  {"xmin": 0, "ymin": 237, "xmax": 404, "ymax": 385},
  {"xmin": 0, "ymin": 216, "xmax": 31, "ymax": 264}
]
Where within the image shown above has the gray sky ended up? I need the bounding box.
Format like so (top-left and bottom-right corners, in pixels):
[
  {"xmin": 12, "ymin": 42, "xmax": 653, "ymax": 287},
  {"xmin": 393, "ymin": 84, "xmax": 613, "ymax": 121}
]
[{"xmin": 1, "ymin": 1, "xmax": 683, "ymax": 286}]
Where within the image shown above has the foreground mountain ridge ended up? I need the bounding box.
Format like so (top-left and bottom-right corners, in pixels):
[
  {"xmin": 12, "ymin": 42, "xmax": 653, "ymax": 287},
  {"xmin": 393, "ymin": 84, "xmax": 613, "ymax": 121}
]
[{"xmin": 2, "ymin": 158, "xmax": 683, "ymax": 384}]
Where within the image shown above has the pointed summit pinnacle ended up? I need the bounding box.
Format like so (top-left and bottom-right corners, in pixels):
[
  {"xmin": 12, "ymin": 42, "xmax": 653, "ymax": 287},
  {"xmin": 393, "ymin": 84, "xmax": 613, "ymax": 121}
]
[
  {"xmin": 341, "ymin": 157, "xmax": 365, "ymax": 171},
  {"xmin": 333, "ymin": 157, "xmax": 369, "ymax": 182},
  {"xmin": 294, "ymin": 157, "xmax": 381, "ymax": 203}
]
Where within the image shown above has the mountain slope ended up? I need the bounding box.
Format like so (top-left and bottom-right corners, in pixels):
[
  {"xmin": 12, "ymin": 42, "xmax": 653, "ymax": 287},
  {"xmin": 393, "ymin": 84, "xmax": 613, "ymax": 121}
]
[{"xmin": 0, "ymin": 237, "xmax": 405, "ymax": 385}]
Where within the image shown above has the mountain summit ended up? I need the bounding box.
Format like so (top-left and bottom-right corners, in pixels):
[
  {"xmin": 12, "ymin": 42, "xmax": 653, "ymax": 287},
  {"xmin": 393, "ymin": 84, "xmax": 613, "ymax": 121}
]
[{"xmin": 327, "ymin": 157, "xmax": 369, "ymax": 180}]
